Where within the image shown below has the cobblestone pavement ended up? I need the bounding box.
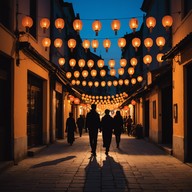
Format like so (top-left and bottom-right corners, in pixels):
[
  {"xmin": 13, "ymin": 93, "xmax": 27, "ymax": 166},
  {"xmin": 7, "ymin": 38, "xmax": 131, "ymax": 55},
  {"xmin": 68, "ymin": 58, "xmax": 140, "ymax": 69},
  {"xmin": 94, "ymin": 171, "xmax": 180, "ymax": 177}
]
[{"xmin": 0, "ymin": 133, "xmax": 192, "ymax": 192}]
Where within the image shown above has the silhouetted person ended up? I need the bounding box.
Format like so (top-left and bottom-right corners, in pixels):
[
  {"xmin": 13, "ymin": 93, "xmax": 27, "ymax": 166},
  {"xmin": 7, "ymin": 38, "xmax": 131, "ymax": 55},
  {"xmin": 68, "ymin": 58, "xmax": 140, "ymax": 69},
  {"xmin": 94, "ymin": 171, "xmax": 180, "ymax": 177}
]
[
  {"xmin": 85, "ymin": 104, "xmax": 101, "ymax": 156},
  {"xmin": 66, "ymin": 112, "xmax": 76, "ymax": 145},
  {"xmin": 127, "ymin": 115, "xmax": 133, "ymax": 136},
  {"xmin": 113, "ymin": 111, "xmax": 124, "ymax": 148},
  {"xmin": 101, "ymin": 109, "xmax": 113, "ymax": 155},
  {"xmin": 76, "ymin": 115, "xmax": 84, "ymax": 137}
]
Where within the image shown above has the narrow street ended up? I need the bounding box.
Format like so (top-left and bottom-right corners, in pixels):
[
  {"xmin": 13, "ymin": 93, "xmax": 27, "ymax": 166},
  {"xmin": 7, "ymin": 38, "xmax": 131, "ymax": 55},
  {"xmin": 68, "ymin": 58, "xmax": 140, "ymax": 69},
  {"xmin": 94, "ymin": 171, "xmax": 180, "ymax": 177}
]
[{"xmin": 0, "ymin": 133, "xmax": 192, "ymax": 192}]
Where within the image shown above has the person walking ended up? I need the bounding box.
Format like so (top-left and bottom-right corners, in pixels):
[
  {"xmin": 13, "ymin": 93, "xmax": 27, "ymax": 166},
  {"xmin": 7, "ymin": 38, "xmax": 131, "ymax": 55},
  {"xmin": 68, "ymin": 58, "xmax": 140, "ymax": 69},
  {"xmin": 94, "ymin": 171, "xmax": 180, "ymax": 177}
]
[
  {"xmin": 76, "ymin": 115, "xmax": 84, "ymax": 137},
  {"xmin": 85, "ymin": 104, "xmax": 101, "ymax": 156},
  {"xmin": 66, "ymin": 112, "xmax": 76, "ymax": 145},
  {"xmin": 127, "ymin": 115, "xmax": 133, "ymax": 136},
  {"xmin": 101, "ymin": 109, "xmax": 114, "ymax": 155},
  {"xmin": 113, "ymin": 111, "xmax": 124, "ymax": 148}
]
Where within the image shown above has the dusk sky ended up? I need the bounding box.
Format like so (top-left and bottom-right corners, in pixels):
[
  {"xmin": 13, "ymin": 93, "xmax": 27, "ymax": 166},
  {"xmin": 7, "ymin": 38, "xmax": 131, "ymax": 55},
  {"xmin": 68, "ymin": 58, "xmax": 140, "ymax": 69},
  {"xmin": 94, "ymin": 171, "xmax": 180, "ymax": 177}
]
[{"xmin": 65, "ymin": 0, "xmax": 145, "ymax": 69}]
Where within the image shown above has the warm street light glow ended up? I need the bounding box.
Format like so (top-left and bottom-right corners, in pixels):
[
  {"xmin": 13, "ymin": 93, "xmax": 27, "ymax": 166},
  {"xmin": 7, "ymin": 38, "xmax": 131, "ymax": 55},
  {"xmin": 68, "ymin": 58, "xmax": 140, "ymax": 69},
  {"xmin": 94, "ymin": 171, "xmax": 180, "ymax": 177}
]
[
  {"xmin": 129, "ymin": 17, "xmax": 138, "ymax": 33},
  {"xmin": 110, "ymin": 69, "xmax": 116, "ymax": 76},
  {"xmin": 107, "ymin": 81, "xmax": 112, "ymax": 86},
  {"xmin": 137, "ymin": 75, "xmax": 143, "ymax": 82},
  {"xmin": 55, "ymin": 18, "xmax": 65, "ymax": 32},
  {"xmin": 74, "ymin": 71, "xmax": 80, "ymax": 78},
  {"xmin": 82, "ymin": 70, "xmax": 88, "ymax": 78},
  {"xmin": 22, "ymin": 16, "xmax": 33, "ymax": 32},
  {"xmin": 82, "ymin": 80, "xmax": 87, "ymax": 86},
  {"xmin": 111, "ymin": 19, "xmax": 120, "ymax": 35},
  {"xmin": 124, "ymin": 79, "xmax": 129, "ymax": 85},
  {"xmin": 42, "ymin": 38, "xmax": 51, "ymax": 51},
  {"xmin": 118, "ymin": 68, "xmax": 124, "ymax": 76},
  {"xmin": 132, "ymin": 37, "xmax": 141, "ymax": 51},
  {"xmin": 91, "ymin": 69, "xmax": 97, "ymax": 77},
  {"xmin": 131, "ymin": 78, "xmax": 137, "ymax": 85},
  {"xmin": 40, "ymin": 18, "xmax": 50, "ymax": 33},
  {"xmin": 92, "ymin": 20, "xmax": 102, "ymax": 36},
  {"xmin": 100, "ymin": 69, "xmax": 106, "ymax": 77},
  {"xmin": 146, "ymin": 16, "xmax": 156, "ymax": 33}
]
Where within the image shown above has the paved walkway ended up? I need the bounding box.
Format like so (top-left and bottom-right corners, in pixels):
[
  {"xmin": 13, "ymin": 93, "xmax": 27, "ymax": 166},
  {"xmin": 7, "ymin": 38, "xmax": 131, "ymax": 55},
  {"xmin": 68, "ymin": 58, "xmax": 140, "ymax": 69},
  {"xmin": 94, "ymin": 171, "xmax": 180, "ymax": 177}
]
[{"xmin": 0, "ymin": 133, "xmax": 192, "ymax": 192}]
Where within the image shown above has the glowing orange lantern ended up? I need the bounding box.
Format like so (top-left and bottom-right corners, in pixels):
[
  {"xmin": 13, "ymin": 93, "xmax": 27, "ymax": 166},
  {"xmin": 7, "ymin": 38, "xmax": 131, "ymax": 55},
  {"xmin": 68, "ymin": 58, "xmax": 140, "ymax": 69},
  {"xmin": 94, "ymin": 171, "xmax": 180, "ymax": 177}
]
[
  {"xmin": 73, "ymin": 19, "xmax": 83, "ymax": 34},
  {"xmin": 130, "ymin": 57, "xmax": 138, "ymax": 67},
  {"xmin": 68, "ymin": 38, "xmax": 76, "ymax": 52},
  {"xmin": 58, "ymin": 57, "xmax": 65, "ymax": 66},
  {"xmin": 118, "ymin": 38, "xmax": 126, "ymax": 49},
  {"xmin": 69, "ymin": 58, "xmax": 76, "ymax": 68},
  {"xmin": 137, "ymin": 76, "xmax": 143, "ymax": 82},
  {"xmin": 144, "ymin": 37, "xmax": 153, "ymax": 51},
  {"xmin": 66, "ymin": 72, "xmax": 72, "ymax": 79},
  {"xmin": 97, "ymin": 59, "xmax": 104, "ymax": 68},
  {"xmin": 78, "ymin": 59, "xmax": 85, "ymax": 68},
  {"xmin": 110, "ymin": 69, "xmax": 116, "ymax": 76},
  {"xmin": 82, "ymin": 70, "xmax": 88, "ymax": 78},
  {"xmin": 74, "ymin": 71, "xmax": 80, "ymax": 78},
  {"xmin": 82, "ymin": 39, "xmax": 90, "ymax": 52},
  {"xmin": 103, "ymin": 38, "xmax": 111, "ymax": 52},
  {"xmin": 108, "ymin": 59, "xmax": 115, "ymax": 68},
  {"xmin": 42, "ymin": 38, "xmax": 51, "ymax": 51},
  {"xmin": 91, "ymin": 39, "xmax": 99, "ymax": 52},
  {"xmin": 87, "ymin": 59, "xmax": 94, "ymax": 69},
  {"xmin": 143, "ymin": 54, "xmax": 152, "ymax": 66},
  {"xmin": 111, "ymin": 19, "xmax": 120, "ymax": 35},
  {"xmin": 55, "ymin": 18, "xmax": 65, "ymax": 32},
  {"xmin": 91, "ymin": 69, "xmax": 97, "ymax": 77},
  {"xmin": 146, "ymin": 16, "xmax": 156, "ymax": 33},
  {"xmin": 156, "ymin": 36, "xmax": 165, "ymax": 50},
  {"xmin": 128, "ymin": 67, "xmax": 135, "ymax": 76},
  {"xmin": 118, "ymin": 68, "xmax": 124, "ymax": 76},
  {"xmin": 92, "ymin": 20, "xmax": 102, "ymax": 36},
  {"xmin": 22, "ymin": 16, "xmax": 33, "ymax": 32},
  {"xmin": 162, "ymin": 15, "xmax": 173, "ymax": 31},
  {"xmin": 100, "ymin": 69, "xmax": 106, "ymax": 77},
  {"xmin": 156, "ymin": 53, "xmax": 164, "ymax": 63},
  {"xmin": 132, "ymin": 37, "xmax": 141, "ymax": 51},
  {"xmin": 129, "ymin": 17, "xmax": 138, "ymax": 33},
  {"xmin": 120, "ymin": 58, "xmax": 127, "ymax": 68},
  {"xmin": 54, "ymin": 38, "xmax": 63, "ymax": 48},
  {"xmin": 40, "ymin": 18, "xmax": 50, "ymax": 33}
]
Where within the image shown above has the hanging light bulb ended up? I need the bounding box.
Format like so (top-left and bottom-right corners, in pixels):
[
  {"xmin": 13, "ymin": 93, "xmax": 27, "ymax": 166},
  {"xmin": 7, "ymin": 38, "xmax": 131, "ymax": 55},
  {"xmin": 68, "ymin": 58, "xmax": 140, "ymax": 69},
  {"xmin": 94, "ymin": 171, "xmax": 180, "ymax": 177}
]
[
  {"xmin": 40, "ymin": 18, "xmax": 50, "ymax": 33},
  {"xmin": 92, "ymin": 20, "xmax": 102, "ymax": 36},
  {"xmin": 103, "ymin": 38, "xmax": 111, "ymax": 52},
  {"xmin": 111, "ymin": 19, "xmax": 120, "ymax": 35},
  {"xmin": 91, "ymin": 39, "xmax": 99, "ymax": 52},
  {"xmin": 129, "ymin": 17, "xmax": 139, "ymax": 33},
  {"xmin": 146, "ymin": 16, "xmax": 156, "ymax": 33},
  {"xmin": 118, "ymin": 38, "xmax": 126, "ymax": 49},
  {"xmin": 55, "ymin": 18, "xmax": 65, "ymax": 32},
  {"xmin": 132, "ymin": 37, "xmax": 141, "ymax": 51}
]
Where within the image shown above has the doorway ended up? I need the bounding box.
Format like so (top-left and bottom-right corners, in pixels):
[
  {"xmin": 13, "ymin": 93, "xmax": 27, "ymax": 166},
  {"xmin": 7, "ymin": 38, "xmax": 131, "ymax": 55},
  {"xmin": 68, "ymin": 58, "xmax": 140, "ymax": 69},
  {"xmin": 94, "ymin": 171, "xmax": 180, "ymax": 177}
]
[
  {"xmin": 27, "ymin": 73, "xmax": 43, "ymax": 147},
  {"xmin": 184, "ymin": 63, "xmax": 192, "ymax": 162},
  {"xmin": 0, "ymin": 55, "xmax": 12, "ymax": 161},
  {"xmin": 144, "ymin": 100, "xmax": 149, "ymax": 137},
  {"xmin": 56, "ymin": 93, "xmax": 63, "ymax": 139}
]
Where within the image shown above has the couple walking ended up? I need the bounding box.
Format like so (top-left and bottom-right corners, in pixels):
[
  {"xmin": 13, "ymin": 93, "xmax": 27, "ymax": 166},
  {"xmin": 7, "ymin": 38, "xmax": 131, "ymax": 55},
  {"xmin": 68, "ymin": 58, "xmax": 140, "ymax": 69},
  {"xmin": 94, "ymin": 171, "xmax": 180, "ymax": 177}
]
[{"xmin": 85, "ymin": 104, "xmax": 123, "ymax": 156}]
